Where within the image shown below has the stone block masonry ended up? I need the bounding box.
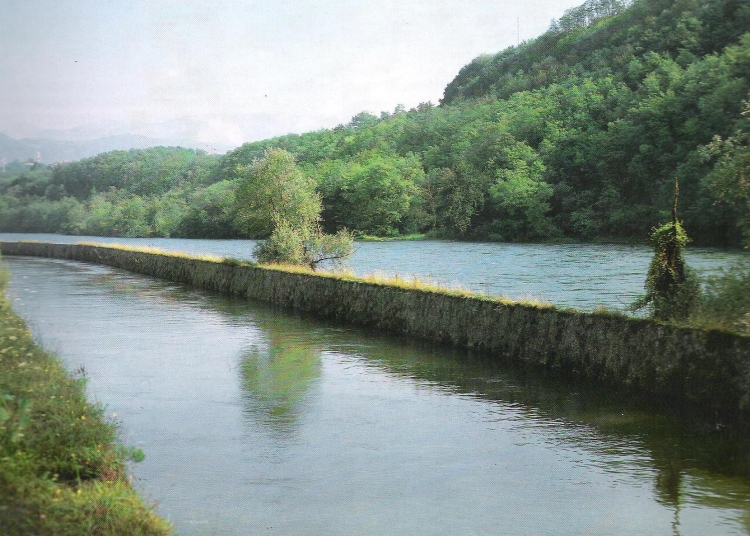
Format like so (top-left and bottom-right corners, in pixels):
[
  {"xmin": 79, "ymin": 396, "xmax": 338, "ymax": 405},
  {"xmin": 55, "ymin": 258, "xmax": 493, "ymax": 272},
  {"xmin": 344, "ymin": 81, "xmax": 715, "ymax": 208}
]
[{"xmin": 3, "ymin": 240, "xmax": 750, "ymax": 423}]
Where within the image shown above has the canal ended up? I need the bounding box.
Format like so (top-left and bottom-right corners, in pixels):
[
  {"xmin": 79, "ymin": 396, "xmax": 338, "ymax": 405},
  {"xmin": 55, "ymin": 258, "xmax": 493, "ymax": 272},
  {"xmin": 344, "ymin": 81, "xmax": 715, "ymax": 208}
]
[{"xmin": 6, "ymin": 254, "xmax": 750, "ymax": 535}]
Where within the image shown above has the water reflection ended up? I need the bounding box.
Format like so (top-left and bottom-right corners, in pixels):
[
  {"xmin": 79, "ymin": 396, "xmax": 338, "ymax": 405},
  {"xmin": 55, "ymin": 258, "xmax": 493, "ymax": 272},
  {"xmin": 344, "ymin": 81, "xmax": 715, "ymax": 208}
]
[
  {"xmin": 6, "ymin": 256, "xmax": 750, "ymax": 535},
  {"xmin": 229, "ymin": 305, "xmax": 750, "ymax": 534},
  {"xmin": 239, "ymin": 324, "xmax": 322, "ymax": 434},
  {"xmin": 216, "ymin": 298, "xmax": 750, "ymax": 533}
]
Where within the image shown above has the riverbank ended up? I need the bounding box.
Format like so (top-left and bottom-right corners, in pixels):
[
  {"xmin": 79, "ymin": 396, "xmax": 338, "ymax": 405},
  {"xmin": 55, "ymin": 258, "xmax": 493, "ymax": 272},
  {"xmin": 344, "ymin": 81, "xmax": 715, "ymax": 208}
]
[
  {"xmin": 3, "ymin": 240, "xmax": 750, "ymax": 426},
  {"xmin": 0, "ymin": 254, "xmax": 172, "ymax": 535}
]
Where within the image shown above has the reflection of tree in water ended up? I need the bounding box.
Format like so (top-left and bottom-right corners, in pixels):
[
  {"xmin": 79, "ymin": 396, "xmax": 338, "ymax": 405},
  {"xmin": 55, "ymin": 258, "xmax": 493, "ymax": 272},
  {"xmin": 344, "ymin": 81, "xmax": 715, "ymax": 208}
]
[
  {"xmin": 647, "ymin": 428, "xmax": 750, "ymax": 536},
  {"xmin": 654, "ymin": 458, "xmax": 683, "ymax": 535},
  {"xmin": 239, "ymin": 323, "xmax": 322, "ymax": 435}
]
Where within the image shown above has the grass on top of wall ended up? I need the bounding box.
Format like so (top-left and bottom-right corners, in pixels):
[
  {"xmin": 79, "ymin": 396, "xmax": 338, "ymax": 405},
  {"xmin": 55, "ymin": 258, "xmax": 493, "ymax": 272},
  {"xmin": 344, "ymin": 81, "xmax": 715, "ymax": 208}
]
[
  {"xmin": 75, "ymin": 241, "xmax": 228, "ymax": 263},
  {"xmin": 0, "ymin": 255, "xmax": 172, "ymax": 535},
  {"xmin": 67, "ymin": 241, "xmax": 557, "ymax": 310},
  {"xmin": 356, "ymin": 233, "xmax": 428, "ymax": 242},
  {"xmin": 13, "ymin": 240, "xmax": 737, "ymax": 322}
]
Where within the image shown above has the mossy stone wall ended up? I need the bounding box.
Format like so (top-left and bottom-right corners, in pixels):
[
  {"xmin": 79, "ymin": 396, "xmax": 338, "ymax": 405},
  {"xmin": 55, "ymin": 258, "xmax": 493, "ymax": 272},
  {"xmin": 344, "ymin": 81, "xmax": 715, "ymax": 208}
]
[{"xmin": 3, "ymin": 241, "xmax": 750, "ymax": 420}]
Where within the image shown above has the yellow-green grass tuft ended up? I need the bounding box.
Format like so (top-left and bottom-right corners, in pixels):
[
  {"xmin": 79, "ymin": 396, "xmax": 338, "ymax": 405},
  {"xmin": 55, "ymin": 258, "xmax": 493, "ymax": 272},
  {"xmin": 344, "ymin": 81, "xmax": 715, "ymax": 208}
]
[{"xmin": 75, "ymin": 241, "xmax": 226, "ymax": 263}]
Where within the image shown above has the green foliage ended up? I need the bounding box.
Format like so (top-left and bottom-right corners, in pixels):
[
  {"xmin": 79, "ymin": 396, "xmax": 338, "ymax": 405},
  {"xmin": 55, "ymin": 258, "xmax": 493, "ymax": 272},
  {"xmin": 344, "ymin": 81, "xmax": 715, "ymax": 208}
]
[
  {"xmin": 237, "ymin": 149, "xmax": 355, "ymax": 269},
  {"xmin": 432, "ymin": 0, "xmax": 750, "ymax": 244},
  {"xmin": 234, "ymin": 148, "xmax": 321, "ymax": 238},
  {"xmin": 0, "ymin": 393, "xmax": 31, "ymax": 448},
  {"xmin": 632, "ymin": 220, "xmax": 700, "ymax": 320},
  {"xmin": 51, "ymin": 147, "xmax": 219, "ymax": 199},
  {"xmin": 255, "ymin": 217, "xmax": 354, "ymax": 271},
  {"xmin": 123, "ymin": 446, "xmax": 146, "ymax": 463},
  {"xmin": 0, "ymin": 196, "xmax": 85, "ymax": 234},
  {"xmin": 254, "ymin": 221, "xmax": 354, "ymax": 270},
  {"xmin": 690, "ymin": 262, "xmax": 750, "ymax": 333},
  {"xmin": 3, "ymin": 0, "xmax": 750, "ymax": 246},
  {"xmin": 254, "ymin": 220, "xmax": 308, "ymax": 265},
  {"xmin": 316, "ymin": 150, "xmax": 423, "ymax": 236},
  {"xmin": 175, "ymin": 180, "xmax": 238, "ymax": 238},
  {"xmin": 436, "ymin": 163, "xmax": 487, "ymax": 236},
  {"xmin": 487, "ymin": 141, "xmax": 557, "ymax": 240},
  {"xmin": 0, "ymin": 148, "xmax": 222, "ymax": 238},
  {"xmin": 702, "ymin": 97, "xmax": 750, "ymax": 247}
]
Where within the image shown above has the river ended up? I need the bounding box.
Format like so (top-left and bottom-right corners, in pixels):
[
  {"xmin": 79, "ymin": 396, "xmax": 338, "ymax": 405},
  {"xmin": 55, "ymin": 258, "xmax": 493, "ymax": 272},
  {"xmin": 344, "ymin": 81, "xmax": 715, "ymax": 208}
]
[
  {"xmin": 5, "ymin": 255, "xmax": 750, "ymax": 535},
  {"xmin": 1, "ymin": 233, "xmax": 748, "ymax": 312}
]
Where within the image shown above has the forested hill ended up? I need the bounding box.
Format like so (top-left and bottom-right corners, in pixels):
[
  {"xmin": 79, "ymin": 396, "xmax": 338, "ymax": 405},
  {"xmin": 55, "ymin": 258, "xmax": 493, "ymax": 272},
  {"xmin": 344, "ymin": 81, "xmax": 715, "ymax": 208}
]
[
  {"xmin": 1, "ymin": 0, "xmax": 750, "ymax": 247},
  {"xmin": 442, "ymin": 0, "xmax": 750, "ymax": 104}
]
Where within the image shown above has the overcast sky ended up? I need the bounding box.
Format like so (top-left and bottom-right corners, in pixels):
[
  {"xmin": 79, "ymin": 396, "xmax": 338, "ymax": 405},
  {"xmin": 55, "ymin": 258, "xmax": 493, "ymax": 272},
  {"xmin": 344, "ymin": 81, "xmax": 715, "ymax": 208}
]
[{"xmin": 1, "ymin": 0, "xmax": 583, "ymax": 145}]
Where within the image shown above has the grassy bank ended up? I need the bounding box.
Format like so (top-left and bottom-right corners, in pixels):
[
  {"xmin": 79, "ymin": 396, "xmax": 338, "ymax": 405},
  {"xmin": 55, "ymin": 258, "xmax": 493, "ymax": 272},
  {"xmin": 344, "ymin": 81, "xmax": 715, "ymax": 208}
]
[
  {"xmin": 0, "ymin": 255, "xmax": 172, "ymax": 535},
  {"xmin": 356, "ymin": 233, "xmax": 428, "ymax": 242}
]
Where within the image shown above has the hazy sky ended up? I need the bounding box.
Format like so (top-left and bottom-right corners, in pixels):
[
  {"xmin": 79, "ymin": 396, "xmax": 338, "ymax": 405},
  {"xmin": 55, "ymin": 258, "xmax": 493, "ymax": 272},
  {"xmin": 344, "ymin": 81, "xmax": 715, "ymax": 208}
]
[{"xmin": 2, "ymin": 0, "xmax": 583, "ymax": 145}]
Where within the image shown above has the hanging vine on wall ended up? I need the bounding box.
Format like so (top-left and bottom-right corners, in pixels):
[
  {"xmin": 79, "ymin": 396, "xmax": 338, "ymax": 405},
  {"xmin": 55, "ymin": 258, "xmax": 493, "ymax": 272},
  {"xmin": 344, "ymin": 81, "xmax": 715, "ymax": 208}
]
[{"xmin": 632, "ymin": 179, "xmax": 700, "ymax": 321}]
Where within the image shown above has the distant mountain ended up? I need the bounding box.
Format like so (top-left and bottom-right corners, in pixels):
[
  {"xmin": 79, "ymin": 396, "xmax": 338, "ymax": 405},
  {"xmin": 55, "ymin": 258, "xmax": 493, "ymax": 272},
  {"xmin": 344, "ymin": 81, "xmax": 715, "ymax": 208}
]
[
  {"xmin": 0, "ymin": 111, "xmax": 345, "ymax": 165},
  {"xmin": 33, "ymin": 120, "xmax": 138, "ymax": 142},
  {"xmin": 0, "ymin": 131, "xmax": 233, "ymax": 164},
  {"xmin": 0, "ymin": 133, "xmax": 39, "ymax": 163}
]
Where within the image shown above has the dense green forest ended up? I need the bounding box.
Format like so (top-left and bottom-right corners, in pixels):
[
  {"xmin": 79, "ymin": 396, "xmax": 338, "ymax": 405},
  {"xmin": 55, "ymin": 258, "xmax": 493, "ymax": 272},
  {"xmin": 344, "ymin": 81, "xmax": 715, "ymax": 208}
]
[{"xmin": 2, "ymin": 0, "xmax": 750, "ymax": 246}]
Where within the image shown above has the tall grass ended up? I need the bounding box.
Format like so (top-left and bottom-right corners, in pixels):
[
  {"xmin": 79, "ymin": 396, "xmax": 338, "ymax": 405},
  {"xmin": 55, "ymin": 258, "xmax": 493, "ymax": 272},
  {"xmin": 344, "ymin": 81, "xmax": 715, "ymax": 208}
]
[
  {"xmin": 689, "ymin": 263, "xmax": 750, "ymax": 334},
  {"xmin": 0, "ymin": 254, "xmax": 171, "ymax": 535}
]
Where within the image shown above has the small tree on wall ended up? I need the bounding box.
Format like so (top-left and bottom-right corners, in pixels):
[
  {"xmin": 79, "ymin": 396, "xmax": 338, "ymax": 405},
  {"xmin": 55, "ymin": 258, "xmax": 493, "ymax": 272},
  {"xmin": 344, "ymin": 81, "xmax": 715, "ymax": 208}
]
[
  {"xmin": 234, "ymin": 148, "xmax": 353, "ymax": 270},
  {"xmin": 632, "ymin": 179, "xmax": 700, "ymax": 321},
  {"xmin": 254, "ymin": 218, "xmax": 354, "ymax": 270}
]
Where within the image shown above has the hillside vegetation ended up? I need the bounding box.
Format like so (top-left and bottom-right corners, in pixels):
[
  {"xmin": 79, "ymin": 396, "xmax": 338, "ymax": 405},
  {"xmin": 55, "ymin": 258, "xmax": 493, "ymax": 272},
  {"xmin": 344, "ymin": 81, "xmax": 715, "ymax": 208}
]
[{"xmin": 1, "ymin": 0, "xmax": 749, "ymax": 246}]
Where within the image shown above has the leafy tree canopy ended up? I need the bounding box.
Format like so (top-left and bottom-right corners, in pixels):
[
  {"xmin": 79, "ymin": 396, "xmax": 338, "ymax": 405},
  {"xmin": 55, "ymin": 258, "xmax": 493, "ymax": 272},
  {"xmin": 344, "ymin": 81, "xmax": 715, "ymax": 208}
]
[
  {"xmin": 233, "ymin": 148, "xmax": 321, "ymax": 238},
  {"xmin": 234, "ymin": 148, "xmax": 354, "ymax": 269}
]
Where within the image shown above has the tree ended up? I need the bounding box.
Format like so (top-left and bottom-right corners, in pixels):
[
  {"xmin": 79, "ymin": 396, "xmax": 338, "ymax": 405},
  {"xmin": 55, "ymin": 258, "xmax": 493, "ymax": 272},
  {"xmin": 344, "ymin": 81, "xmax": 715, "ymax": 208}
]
[
  {"xmin": 234, "ymin": 148, "xmax": 320, "ymax": 238},
  {"xmin": 315, "ymin": 151, "xmax": 423, "ymax": 236},
  {"xmin": 437, "ymin": 163, "xmax": 488, "ymax": 236},
  {"xmin": 702, "ymin": 99, "xmax": 750, "ymax": 247},
  {"xmin": 632, "ymin": 180, "xmax": 700, "ymax": 320},
  {"xmin": 234, "ymin": 148, "xmax": 353, "ymax": 269},
  {"xmin": 487, "ymin": 141, "xmax": 557, "ymax": 240},
  {"xmin": 176, "ymin": 180, "xmax": 238, "ymax": 238},
  {"xmin": 254, "ymin": 221, "xmax": 355, "ymax": 271}
]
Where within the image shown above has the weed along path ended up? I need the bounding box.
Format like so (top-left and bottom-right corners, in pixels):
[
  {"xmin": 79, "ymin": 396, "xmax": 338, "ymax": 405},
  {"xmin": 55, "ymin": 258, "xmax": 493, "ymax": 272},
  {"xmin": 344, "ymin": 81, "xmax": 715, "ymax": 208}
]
[{"xmin": 6, "ymin": 254, "xmax": 750, "ymax": 535}]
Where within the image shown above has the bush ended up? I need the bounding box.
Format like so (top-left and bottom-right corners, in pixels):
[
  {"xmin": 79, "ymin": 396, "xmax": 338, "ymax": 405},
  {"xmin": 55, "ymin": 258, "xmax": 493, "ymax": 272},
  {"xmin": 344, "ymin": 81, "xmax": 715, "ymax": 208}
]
[
  {"xmin": 632, "ymin": 220, "xmax": 701, "ymax": 320},
  {"xmin": 254, "ymin": 222, "xmax": 354, "ymax": 270}
]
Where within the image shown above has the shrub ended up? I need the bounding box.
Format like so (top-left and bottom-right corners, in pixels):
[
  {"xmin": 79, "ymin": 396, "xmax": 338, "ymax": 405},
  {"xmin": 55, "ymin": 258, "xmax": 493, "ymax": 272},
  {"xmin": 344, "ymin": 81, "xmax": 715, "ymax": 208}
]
[
  {"xmin": 691, "ymin": 263, "xmax": 750, "ymax": 334},
  {"xmin": 632, "ymin": 220, "xmax": 701, "ymax": 321}
]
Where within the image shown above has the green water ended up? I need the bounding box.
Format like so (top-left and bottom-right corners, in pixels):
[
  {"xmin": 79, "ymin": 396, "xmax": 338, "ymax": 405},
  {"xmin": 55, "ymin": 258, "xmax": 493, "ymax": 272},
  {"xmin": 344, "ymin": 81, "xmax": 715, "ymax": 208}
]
[{"xmin": 6, "ymin": 256, "xmax": 750, "ymax": 535}]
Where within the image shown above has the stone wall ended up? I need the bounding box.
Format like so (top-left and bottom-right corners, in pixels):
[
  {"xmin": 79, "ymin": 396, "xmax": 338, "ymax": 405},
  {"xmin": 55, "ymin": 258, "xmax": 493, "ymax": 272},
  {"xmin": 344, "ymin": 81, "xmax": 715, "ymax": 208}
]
[{"xmin": 4, "ymin": 240, "xmax": 750, "ymax": 420}]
